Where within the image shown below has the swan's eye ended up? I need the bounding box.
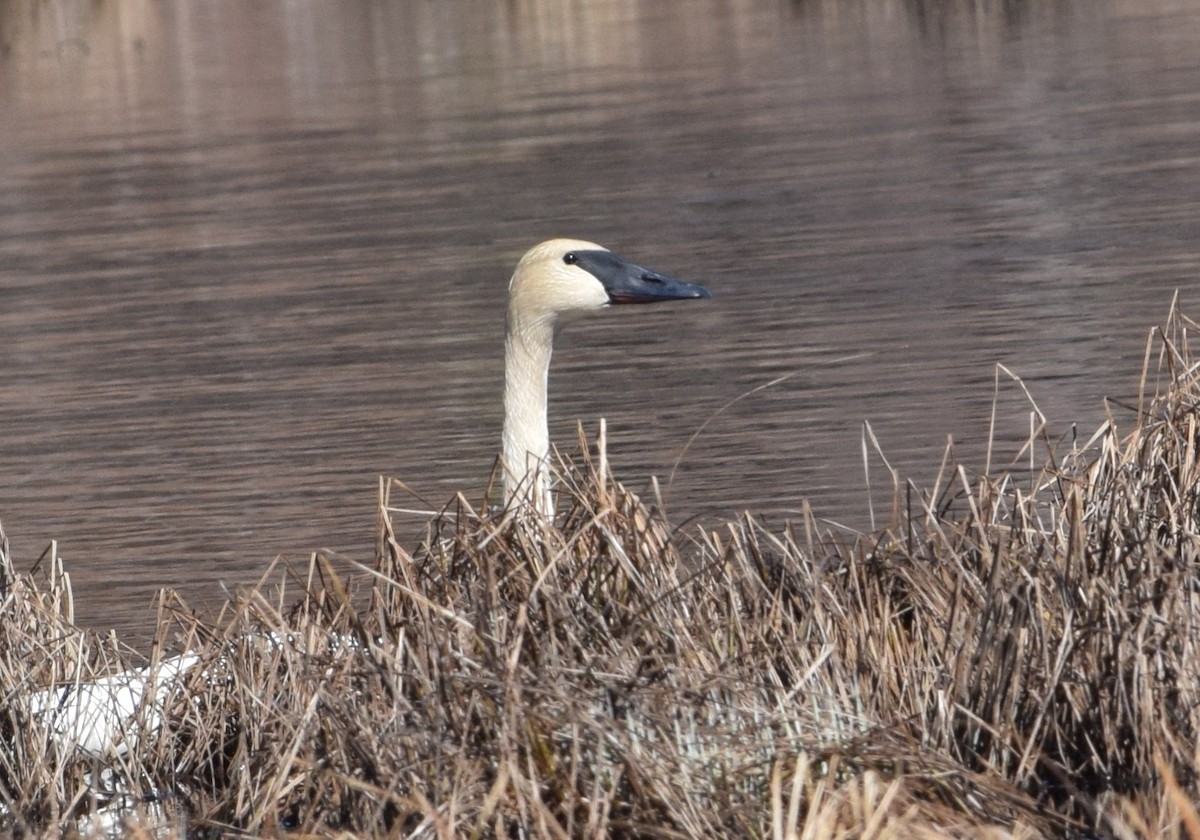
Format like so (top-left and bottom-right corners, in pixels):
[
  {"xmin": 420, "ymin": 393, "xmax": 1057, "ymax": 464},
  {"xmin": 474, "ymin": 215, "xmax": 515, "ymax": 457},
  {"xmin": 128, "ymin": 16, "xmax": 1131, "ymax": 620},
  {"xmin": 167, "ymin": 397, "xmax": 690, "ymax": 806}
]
[{"xmin": 563, "ymin": 252, "xmax": 578, "ymax": 265}]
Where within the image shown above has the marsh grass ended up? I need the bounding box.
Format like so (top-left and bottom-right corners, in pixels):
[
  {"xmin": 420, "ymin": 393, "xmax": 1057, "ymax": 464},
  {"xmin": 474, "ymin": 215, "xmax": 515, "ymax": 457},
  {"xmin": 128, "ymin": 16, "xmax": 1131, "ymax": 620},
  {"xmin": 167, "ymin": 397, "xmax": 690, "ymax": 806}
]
[{"xmin": 2, "ymin": 307, "xmax": 1200, "ymax": 838}]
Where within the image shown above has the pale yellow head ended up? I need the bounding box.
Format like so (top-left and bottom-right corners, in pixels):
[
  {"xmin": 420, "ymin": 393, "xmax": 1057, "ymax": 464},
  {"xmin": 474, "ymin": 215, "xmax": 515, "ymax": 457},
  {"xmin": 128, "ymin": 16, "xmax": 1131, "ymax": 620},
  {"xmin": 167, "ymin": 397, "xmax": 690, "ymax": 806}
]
[{"xmin": 507, "ymin": 238, "xmax": 613, "ymax": 326}]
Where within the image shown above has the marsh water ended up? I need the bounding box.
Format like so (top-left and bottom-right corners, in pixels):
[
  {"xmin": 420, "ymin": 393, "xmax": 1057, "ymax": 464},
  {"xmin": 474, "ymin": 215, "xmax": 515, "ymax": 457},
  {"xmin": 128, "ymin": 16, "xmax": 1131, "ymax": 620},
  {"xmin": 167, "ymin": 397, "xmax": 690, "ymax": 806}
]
[{"xmin": 2, "ymin": 0, "xmax": 1199, "ymax": 639}]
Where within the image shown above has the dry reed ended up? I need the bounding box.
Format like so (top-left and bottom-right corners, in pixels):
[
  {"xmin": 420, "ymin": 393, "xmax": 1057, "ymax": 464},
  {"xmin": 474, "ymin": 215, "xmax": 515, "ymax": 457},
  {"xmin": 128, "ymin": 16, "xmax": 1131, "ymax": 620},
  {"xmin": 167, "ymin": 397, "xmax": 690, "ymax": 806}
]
[{"xmin": 2, "ymin": 307, "xmax": 1199, "ymax": 838}]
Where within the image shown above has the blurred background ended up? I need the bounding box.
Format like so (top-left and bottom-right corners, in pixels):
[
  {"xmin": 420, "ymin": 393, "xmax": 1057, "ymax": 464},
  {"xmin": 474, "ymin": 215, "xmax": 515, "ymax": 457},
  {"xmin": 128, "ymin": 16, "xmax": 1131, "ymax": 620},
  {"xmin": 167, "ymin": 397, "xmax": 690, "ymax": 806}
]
[{"xmin": 1, "ymin": 0, "xmax": 1198, "ymax": 638}]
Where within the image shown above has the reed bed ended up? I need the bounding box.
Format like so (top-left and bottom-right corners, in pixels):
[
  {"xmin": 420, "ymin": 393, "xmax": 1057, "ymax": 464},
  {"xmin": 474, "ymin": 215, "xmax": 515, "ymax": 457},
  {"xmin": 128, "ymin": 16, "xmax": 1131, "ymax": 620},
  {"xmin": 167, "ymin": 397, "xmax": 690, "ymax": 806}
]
[{"xmin": 2, "ymin": 308, "xmax": 1200, "ymax": 838}]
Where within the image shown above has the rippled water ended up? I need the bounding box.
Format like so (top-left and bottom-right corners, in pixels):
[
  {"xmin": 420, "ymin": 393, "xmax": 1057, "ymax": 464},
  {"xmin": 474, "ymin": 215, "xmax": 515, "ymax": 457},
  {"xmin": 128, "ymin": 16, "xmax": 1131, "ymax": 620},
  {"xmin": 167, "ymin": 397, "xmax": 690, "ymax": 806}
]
[{"xmin": 2, "ymin": 0, "xmax": 1199, "ymax": 637}]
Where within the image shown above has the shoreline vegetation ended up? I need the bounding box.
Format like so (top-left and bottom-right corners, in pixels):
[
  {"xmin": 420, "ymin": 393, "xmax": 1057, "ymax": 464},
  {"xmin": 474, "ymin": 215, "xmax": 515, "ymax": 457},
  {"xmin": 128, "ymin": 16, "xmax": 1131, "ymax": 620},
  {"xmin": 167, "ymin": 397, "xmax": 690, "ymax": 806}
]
[{"xmin": 3, "ymin": 308, "xmax": 1199, "ymax": 838}]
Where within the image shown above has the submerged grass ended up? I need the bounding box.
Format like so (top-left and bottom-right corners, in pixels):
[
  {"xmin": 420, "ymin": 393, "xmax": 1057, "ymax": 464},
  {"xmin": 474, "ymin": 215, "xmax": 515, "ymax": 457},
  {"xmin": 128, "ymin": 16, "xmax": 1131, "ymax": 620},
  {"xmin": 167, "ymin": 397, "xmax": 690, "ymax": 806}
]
[{"xmin": 2, "ymin": 307, "xmax": 1200, "ymax": 838}]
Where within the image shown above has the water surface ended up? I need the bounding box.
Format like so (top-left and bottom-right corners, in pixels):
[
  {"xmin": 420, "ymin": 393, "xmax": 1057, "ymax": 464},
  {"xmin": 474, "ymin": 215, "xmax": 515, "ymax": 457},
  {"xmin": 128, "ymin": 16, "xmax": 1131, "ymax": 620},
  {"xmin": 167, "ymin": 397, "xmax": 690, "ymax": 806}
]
[{"xmin": 2, "ymin": 0, "xmax": 1199, "ymax": 637}]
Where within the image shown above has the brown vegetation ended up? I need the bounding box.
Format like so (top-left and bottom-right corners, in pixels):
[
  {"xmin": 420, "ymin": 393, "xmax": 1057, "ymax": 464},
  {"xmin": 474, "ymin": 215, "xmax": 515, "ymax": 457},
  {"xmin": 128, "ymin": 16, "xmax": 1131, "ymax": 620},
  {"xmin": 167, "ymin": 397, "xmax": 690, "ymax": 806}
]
[{"xmin": 2, "ymin": 309, "xmax": 1200, "ymax": 838}]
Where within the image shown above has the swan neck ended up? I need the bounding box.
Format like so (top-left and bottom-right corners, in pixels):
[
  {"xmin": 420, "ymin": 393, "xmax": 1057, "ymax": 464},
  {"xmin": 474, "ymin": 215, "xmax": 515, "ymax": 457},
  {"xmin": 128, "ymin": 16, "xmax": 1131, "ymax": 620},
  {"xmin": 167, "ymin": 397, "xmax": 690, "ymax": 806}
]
[{"xmin": 502, "ymin": 308, "xmax": 555, "ymax": 513}]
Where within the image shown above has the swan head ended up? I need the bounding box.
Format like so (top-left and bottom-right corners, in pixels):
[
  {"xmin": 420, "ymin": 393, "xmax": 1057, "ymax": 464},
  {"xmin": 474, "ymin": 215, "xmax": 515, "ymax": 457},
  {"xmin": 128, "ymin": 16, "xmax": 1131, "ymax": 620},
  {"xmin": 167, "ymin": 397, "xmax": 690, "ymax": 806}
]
[{"xmin": 508, "ymin": 238, "xmax": 710, "ymax": 324}]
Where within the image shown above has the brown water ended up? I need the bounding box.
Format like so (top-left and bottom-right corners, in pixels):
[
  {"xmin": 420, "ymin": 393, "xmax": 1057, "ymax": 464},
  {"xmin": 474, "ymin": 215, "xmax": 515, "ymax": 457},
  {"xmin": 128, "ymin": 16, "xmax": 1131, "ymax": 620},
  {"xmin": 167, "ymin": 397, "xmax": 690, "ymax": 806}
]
[{"xmin": 2, "ymin": 0, "xmax": 1199, "ymax": 639}]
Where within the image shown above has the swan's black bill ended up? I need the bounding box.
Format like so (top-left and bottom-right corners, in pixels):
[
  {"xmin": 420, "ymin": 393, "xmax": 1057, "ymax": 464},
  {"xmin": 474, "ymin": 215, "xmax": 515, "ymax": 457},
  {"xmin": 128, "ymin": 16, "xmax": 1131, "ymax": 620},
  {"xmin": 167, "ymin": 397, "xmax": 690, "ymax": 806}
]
[{"xmin": 570, "ymin": 249, "xmax": 710, "ymax": 305}]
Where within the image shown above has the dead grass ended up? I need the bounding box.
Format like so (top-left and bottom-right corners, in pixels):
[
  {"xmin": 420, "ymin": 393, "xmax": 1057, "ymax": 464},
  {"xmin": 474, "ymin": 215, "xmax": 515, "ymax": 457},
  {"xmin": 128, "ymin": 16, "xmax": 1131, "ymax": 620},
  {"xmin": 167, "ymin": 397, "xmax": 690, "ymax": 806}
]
[{"xmin": 2, "ymin": 307, "xmax": 1200, "ymax": 838}]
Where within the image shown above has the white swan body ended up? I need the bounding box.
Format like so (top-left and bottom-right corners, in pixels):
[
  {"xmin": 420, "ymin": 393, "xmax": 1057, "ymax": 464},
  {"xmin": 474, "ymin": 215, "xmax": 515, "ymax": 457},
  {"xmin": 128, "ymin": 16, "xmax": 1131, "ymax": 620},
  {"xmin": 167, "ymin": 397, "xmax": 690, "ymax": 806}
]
[
  {"xmin": 501, "ymin": 238, "xmax": 709, "ymax": 516},
  {"xmin": 27, "ymin": 652, "xmax": 200, "ymax": 759}
]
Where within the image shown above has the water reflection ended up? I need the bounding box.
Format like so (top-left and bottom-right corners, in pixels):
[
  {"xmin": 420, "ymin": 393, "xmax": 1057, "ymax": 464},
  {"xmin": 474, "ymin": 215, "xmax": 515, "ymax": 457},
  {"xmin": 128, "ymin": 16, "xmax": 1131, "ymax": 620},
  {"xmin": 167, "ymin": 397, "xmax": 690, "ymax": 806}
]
[{"xmin": 2, "ymin": 0, "xmax": 1199, "ymax": 638}]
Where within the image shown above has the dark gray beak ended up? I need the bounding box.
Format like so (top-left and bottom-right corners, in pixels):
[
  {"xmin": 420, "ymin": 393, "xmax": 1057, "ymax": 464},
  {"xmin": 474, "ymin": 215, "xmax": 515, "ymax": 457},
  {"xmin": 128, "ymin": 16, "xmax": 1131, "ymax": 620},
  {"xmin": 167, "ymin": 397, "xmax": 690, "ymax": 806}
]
[{"xmin": 568, "ymin": 249, "xmax": 710, "ymax": 304}]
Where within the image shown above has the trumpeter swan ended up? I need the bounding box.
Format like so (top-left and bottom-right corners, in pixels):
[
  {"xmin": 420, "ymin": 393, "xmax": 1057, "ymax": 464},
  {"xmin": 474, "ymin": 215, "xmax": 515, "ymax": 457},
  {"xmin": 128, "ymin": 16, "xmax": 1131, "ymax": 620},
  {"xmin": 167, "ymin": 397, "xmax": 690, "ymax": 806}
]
[{"xmin": 502, "ymin": 238, "xmax": 710, "ymax": 516}]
